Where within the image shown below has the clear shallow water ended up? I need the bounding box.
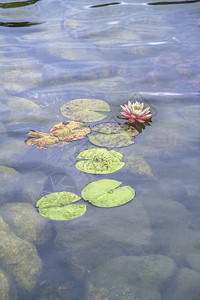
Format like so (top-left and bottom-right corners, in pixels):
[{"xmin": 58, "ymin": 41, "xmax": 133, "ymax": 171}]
[{"xmin": 0, "ymin": 0, "xmax": 200, "ymax": 299}]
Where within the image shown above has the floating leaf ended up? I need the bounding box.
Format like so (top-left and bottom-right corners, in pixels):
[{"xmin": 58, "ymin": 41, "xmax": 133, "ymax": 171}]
[
  {"xmin": 49, "ymin": 121, "xmax": 91, "ymax": 142},
  {"xmin": 26, "ymin": 121, "xmax": 90, "ymax": 149},
  {"xmin": 88, "ymin": 132, "xmax": 134, "ymax": 148},
  {"xmin": 60, "ymin": 98, "xmax": 110, "ymax": 122},
  {"xmin": 81, "ymin": 179, "xmax": 135, "ymax": 207},
  {"xmin": 26, "ymin": 131, "xmax": 59, "ymax": 149},
  {"xmin": 89, "ymin": 122, "xmax": 139, "ymax": 148},
  {"xmin": 75, "ymin": 148, "xmax": 125, "ymax": 174},
  {"xmin": 36, "ymin": 192, "xmax": 87, "ymax": 220},
  {"xmin": 92, "ymin": 122, "xmax": 139, "ymax": 137}
]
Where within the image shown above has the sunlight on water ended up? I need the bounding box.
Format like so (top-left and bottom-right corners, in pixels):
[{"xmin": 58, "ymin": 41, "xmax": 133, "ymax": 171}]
[{"xmin": 0, "ymin": 0, "xmax": 200, "ymax": 299}]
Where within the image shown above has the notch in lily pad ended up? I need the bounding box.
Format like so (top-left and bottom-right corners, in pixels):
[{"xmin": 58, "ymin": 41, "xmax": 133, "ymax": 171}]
[
  {"xmin": 60, "ymin": 98, "xmax": 110, "ymax": 122},
  {"xmin": 36, "ymin": 191, "xmax": 87, "ymax": 220},
  {"xmin": 81, "ymin": 179, "xmax": 135, "ymax": 207},
  {"xmin": 75, "ymin": 148, "xmax": 125, "ymax": 174}
]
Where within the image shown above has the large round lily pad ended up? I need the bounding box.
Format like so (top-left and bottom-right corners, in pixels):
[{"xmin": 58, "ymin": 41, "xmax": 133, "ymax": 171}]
[
  {"xmin": 89, "ymin": 122, "xmax": 140, "ymax": 148},
  {"xmin": 60, "ymin": 98, "xmax": 110, "ymax": 122},
  {"xmin": 92, "ymin": 122, "xmax": 139, "ymax": 136},
  {"xmin": 88, "ymin": 132, "xmax": 134, "ymax": 148},
  {"xmin": 36, "ymin": 192, "xmax": 87, "ymax": 220},
  {"xmin": 75, "ymin": 148, "xmax": 125, "ymax": 174},
  {"xmin": 81, "ymin": 179, "xmax": 135, "ymax": 207}
]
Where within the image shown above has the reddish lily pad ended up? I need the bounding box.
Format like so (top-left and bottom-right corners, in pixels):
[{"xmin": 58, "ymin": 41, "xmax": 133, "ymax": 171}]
[
  {"xmin": 60, "ymin": 98, "xmax": 110, "ymax": 122},
  {"xmin": 49, "ymin": 121, "xmax": 91, "ymax": 142},
  {"xmin": 26, "ymin": 131, "xmax": 59, "ymax": 149},
  {"xmin": 26, "ymin": 121, "xmax": 90, "ymax": 149}
]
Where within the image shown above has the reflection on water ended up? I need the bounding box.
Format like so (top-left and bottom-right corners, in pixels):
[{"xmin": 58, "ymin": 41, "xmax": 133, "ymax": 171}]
[{"xmin": 0, "ymin": 0, "xmax": 200, "ymax": 299}]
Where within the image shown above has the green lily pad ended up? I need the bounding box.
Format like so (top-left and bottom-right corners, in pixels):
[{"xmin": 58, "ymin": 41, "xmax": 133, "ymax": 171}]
[
  {"xmin": 49, "ymin": 121, "xmax": 91, "ymax": 142},
  {"xmin": 26, "ymin": 131, "xmax": 59, "ymax": 149},
  {"xmin": 36, "ymin": 192, "xmax": 87, "ymax": 220},
  {"xmin": 88, "ymin": 132, "xmax": 134, "ymax": 148},
  {"xmin": 89, "ymin": 122, "xmax": 140, "ymax": 148},
  {"xmin": 92, "ymin": 122, "xmax": 139, "ymax": 137},
  {"xmin": 60, "ymin": 98, "xmax": 110, "ymax": 122},
  {"xmin": 81, "ymin": 179, "xmax": 135, "ymax": 207},
  {"xmin": 75, "ymin": 148, "xmax": 125, "ymax": 174}
]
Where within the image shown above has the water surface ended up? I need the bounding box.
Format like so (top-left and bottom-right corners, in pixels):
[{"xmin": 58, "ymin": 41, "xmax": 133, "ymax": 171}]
[{"xmin": 0, "ymin": 0, "xmax": 200, "ymax": 299}]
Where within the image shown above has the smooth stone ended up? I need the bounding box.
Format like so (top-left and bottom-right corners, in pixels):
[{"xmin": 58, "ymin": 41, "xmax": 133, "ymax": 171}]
[
  {"xmin": 0, "ymin": 217, "xmax": 42, "ymax": 291},
  {"xmin": 0, "ymin": 268, "xmax": 17, "ymax": 300},
  {"xmin": 169, "ymin": 268, "xmax": 200, "ymax": 300},
  {"xmin": 0, "ymin": 203, "xmax": 52, "ymax": 247},
  {"xmin": 55, "ymin": 200, "xmax": 152, "ymax": 270},
  {"xmin": 0, "ymin": 166, "xmax": 20, "ymax": 205},
  {"xmin": 86, "ymin": 254, "xmax": 176, "ymax": 300}
]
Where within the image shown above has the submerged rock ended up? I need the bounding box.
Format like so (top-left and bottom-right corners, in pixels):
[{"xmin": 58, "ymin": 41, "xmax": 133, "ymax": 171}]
[
  {"xmin": 0, "ymin": 137, "xmax": 27, "ymax": 167},
  {"xmin": 169, "ymin": 268, "xmax": 200, "ymax": 300},
  {"xmin": 0, "ymin": 166, "xmax": 20, "ymax": 205},
  {"xmin": 55, "ymin": 200, "xmax": 152, "ymax": 272},
  {"xmin": 0, "ymin": 269, "xmax": 17, "ymax": 300},
  {"xmin": 0, "ymin": 60, "xmax": 43, "ymax": 94},
  {"xmin": 1, "ymin": 96, "xmax": 41, "ymax": 125},
  {"xmin": 0, "ymin": 217, "xmax": 42, "ymax": 291},
  {"xmin": 86, "ymin": 254, "xmax": 176, "ymax": 300},
  {"xmin": 0, "ymin": 202, "xmax": 52, "ymax": 247}
]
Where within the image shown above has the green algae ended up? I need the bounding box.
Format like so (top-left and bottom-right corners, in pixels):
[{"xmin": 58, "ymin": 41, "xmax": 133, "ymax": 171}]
[{"xmin": 75, "ymin": 148, "xmax": 125, "ymax": 174}]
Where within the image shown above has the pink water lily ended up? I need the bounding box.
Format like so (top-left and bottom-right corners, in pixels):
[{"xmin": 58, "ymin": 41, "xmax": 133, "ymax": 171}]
[{"xmin": 120, "ymin": 101, "xmax": 152, "ymax": 124}]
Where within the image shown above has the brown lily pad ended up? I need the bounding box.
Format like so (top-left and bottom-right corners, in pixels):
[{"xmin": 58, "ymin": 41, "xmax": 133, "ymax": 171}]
[
  {"xmin": 50, "ymin": 121, "xmax": 91, "ymax": 142},
  {"xmin": 26, "ymin": 131, "xmax": 59, "ymax": 149},
  {"xmin": 26, "ymin": 121, "xmax": 90, "ymax": 149},
  {"xmin": 60, "ymin": 98, "xmax": 110, "ymax": 122}
]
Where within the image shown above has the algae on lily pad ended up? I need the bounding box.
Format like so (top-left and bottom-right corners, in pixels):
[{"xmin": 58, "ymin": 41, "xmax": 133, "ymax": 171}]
[
  {"xmin": 89, "ymin": 122, "xmax": 139, "ymax": 148},
  {"xmin": 75, "ymin": 148, "xmax": 125, "ymax": 174},
  {"xmin": 26, "ymin": 131, "xmax": 60, "ymax": 149},
  {"xmin": 60, "ymin": 98, "xmax": 110, "ymax": 122},
  {"xmin": 49, "ymin": 121, "xmax": 91, "ymax": 142},
  {"xmin": 88, "ymin": 132, "xmax": 134, "ymax": 148},
  {"xmin": 36, "ymin": 192, "xmax": 87, "ymax": 220},
  {"xmin": 82, "ymin": 179, "xmax": 135, "ymax": 207},
  {"xmin": 92, "ymin": 122, "xmax": 139, "ymax": 136}
]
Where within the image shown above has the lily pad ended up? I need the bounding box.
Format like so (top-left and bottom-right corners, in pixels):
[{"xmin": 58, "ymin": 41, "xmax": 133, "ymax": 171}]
[
  {"xmin": 49, "ymin": 121, "xmax": 91, "ymax": 141},
  {"xmin": 36, "ymin": 192, "xmax": 87, "ymax": 220},
  {"xmin": 60, "ymin": 98, "xmax": 110, "ymax": 122},
  {"xmin": 88, "ymin": 132, "xmax": 134, "ymax": 148},
  {"xmin": 92, "ymin": 122, "xmax": 139, "ymax": 137},
  {"xmin": 26, "ymin": 121, "xmax": 90, "ymax": 149},
  {"xmin": 26, "ymin": 131, "xmax": 59, "ymax": 149},
  {"xmin": 81, "ymin": 179, "xmax": 135, "ymax": 207},
  {"xmin": 89, "ymin": 122, "xmax": 140, "ymax": 148},
  {"xmin": 75, "ymin": 148, "xmax": 125, "ymax": 174}
]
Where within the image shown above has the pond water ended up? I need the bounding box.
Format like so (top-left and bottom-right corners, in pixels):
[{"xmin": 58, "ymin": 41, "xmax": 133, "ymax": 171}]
[{"xmin": 0, "ymin": 0, "xmax": 200, "ymax": 299}]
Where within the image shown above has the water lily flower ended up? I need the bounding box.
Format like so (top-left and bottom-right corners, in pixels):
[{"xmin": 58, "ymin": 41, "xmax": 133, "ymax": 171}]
[{"xmin": 119, "ymin": 101, "xmax": 152, "ymax": 124}]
